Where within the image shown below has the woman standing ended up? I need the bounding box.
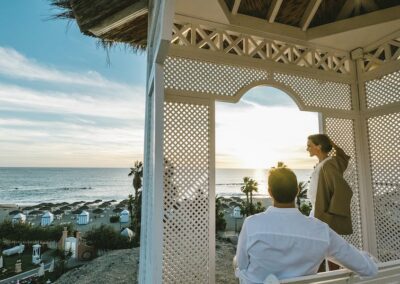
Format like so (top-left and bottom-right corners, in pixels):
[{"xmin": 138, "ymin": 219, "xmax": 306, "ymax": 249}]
[{"xmin": 306, "ymin": 134, "xmax": 353, "ymax": 235}]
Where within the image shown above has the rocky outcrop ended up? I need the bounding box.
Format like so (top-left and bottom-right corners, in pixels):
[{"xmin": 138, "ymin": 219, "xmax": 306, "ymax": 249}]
[{"xmin": 55, "ymin": 239, "xmax": 237, "ymax": 283}]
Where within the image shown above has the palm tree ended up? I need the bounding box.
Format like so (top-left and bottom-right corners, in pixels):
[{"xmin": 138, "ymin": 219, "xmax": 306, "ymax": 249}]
[
  {"xmin": 128, "ymin": 161, "xmax": 143, "ymax": 246},
  {"xmin": 241, "ymin": 177, "xmax": 251, "ymax": 204},
  {"xmin": 241, "ymin": 177, "xmax": 258, "ymax": 215},
  {"xmin": 277, "ymin": 161, "xmax": 287, "ymax": 168},
  {"xmin": 296, "ymin": 181, "xmax": 308, "ymax": 208}
]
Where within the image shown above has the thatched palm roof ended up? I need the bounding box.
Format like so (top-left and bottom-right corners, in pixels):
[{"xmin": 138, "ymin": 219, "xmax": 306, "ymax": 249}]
[
  {"xmin": 225, "ymin": 0, "xmax": 400, "ymax": 28},
  {"xmin": 50, "ymin": 0, "xmax": 148, "ymax": 51},
  {"xmin": 50, "ymin": 0, "xmax": 399, "ymax": 51}
]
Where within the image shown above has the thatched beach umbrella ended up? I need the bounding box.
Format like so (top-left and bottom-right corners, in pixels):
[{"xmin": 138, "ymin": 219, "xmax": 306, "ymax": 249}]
[
  {"xmin": 22, "ymin": 206, "xmax": 34, "ymax": 211},
  {"xmin": 80, "ymin": 205, "xmax": 90, "ymax": 210},
  {"xmin": 53, "ymin": 209, "xmax": 64, "ymax": 215},
  {"xmin": 92, "ymin": 208, "xmax": 104, "ymax": 214},
  {"xmin": 29, "ymin": 210, "xmax": 43, "ymax": 215},
  {"xmin": 108, "ymin": 199, "xmax": 117, "ymax": 203},
  {"xmin": 72, "ymin": 209, "xmax": 82, "ymax": 215},
  {"xmin": 71, "ymin": 201, "xmax": 81, "ymax": 206},
  {"xmin": 59, "ymin": 202, "xmax": 69, "ymax": 206},
  {"xmin": 60, "ymin": 205, "xmax": 72, "ymax": 210},
  {"xmin": 99, "ymin": 202, "xmax": 111, "ymax": 208},
  {"xmin": 221, "ymin": 203, "xmax": 230, "ymax": 209},
  {"xmin": 229, "ymin": 201, "xmax": 241, "ymax": 208},
  {"xmin": 8, "ymin": 210, "xmax": 22, "ymax": 216},
  {"xmin": 231, "ymin": 197, "xmax": 243, "ymax": 202},
  {"xmin": 39, "ymin": 206, "xmax": 52, "ymax": 211},
  {"xmin": 94, "ymin": 199, "xmax": 102, "ymax": 203},
  {"xmin": 113, "ymin": 207, "xmax": 123, "ymax": 213}
]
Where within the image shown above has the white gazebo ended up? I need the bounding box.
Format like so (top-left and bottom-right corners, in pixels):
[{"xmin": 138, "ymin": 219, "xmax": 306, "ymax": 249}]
[
  {"xmin": 53, "ymin": 0, "xmax": 400, "ymax": 282},
  {"xmin": 12, "ymin": 213, "xmax": 26, "ymax": 224},
  {"xmin": 32, "ymin": 244, "xmax": 41, "ymax": 264},
  {"xmin": 119, "ymin": 209, "xmax": 130, "ymax": 223},
  {"xmin": 41, "ymin": 211, "xmax": 54, "ymax": 227},
  {"xmin": 77, "ymin": 210, "xmax": 89, "ymax": 225}
]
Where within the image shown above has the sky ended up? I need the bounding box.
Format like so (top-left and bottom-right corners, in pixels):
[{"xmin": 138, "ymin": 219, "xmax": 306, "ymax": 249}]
[{"xmin": 0, "ymin": 0, "xmax": 319, "ymax": 169}]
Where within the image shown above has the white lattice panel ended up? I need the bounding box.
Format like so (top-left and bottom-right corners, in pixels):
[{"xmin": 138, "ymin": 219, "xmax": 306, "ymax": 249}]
[
  {"xmin": 275, "ymin": 73, "xmax": 352, "ymax": 110},
  {"xmin": 164, "ymin": 56, "xmax": 269, "ymax": 97},
  {"xmin": 163, "ymin": 100, "xmax": 210, "ymax": 283},
  {"xmin": 365, "ymin": 71, "xmax": 400, "ymax": 109},
  {"xmin": 362, "ymin": 37, "xmax": 400, "ymax": 73},
  {"xmin": 367, "ymin": 112, "xmax": 400, "ymax": 262},
  {"xmin": 172, "ymin": 21, "xmax": 351, "ymax": 74},
  {"xmin": 325, "ymin": 118, "xmax": 363, "ymax": 249}
]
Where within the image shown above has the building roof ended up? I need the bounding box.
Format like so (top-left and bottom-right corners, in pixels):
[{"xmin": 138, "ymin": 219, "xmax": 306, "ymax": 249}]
[
  {"xmin": 42, "ymin": 211, "xmax": 54, "ymax": 217},
  {"xmin": 120, "ymin": 209, "xmax": 130, "ymax": 214},
  {"xmin": 51, "ymin": 0, "xmax": 148, "ymax": 50},
  {"xmin": 13, "ymin": 213, "xmax": 26, "ymax": 219},
  {"xmin": 79, "ymin": 210, "xmax": 89, "ymax": 216},
  {"xmin": 51, "ymin": 0, "xmax": 400, "ymax": 51}
]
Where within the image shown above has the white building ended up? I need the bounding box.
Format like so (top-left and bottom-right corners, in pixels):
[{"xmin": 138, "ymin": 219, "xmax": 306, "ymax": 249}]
[
  {"xmin": 12, "ymin": 213, "xmax": 26, "ymax": 224},
  {"xmin": 120, "ymin": 209, "xmax": 130, "ymax": 223},
  {"xmin": 120, "ymin": 227, "xmax": 134, "ymax": 240},
  {"xmin": 41, "ymin": 211, "xmax": 54, "ymax": 226},
  {"xmin": 64, "ymin": 237, "xmax": 77, "ymax": 258},
  {"xmin": 77, "ymin": 210, "xmax": 90, "ymax": 225},
  {"xmin": 32, "ymin": 244, "xmax": 41, "ymax": 264}
]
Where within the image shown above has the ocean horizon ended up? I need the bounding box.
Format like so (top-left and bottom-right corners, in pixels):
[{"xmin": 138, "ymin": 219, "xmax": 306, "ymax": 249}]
[{"xmin": 0, "ymin": 167, "xmax": 312, "ymax": 205}]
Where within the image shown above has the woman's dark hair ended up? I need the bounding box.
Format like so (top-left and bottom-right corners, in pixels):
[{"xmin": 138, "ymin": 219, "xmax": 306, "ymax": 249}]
[
  {"xmin": 268, "ymin": 167, "xmax": 298, "ymax": 203},
  {"xmin": 308, "ymin": 134, "xmax": 332, "ymax": 153}
]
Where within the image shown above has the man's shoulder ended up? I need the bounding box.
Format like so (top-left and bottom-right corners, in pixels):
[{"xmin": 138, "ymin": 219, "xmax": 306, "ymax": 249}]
[{"xmin": 244, "ymin": 211, "xmax": 267, "ymax": 224}]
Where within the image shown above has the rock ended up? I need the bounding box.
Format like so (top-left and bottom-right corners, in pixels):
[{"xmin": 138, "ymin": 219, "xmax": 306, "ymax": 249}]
[{"xmin": 55, "ymin": 239, "xmax": 237, "ymax": 284}]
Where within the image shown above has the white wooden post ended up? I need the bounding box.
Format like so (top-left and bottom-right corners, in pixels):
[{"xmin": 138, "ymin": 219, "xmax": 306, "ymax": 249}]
[
  {"xmin": 139, "ymin": 0, "xmax": 175, "ymax": 283},
  {"xmin": 351, "ymin": 51, "xmax": 378, "ymax": 255}
]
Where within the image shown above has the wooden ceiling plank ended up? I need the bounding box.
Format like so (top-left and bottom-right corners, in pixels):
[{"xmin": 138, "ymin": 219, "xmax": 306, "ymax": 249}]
[
  {"xmin": 337, "ymin": 0, "xmax": 355, "ymax": 20},
  {"xmin": 89, "ymin": 1, "xmax": 148, "ymax": 36},
  {"xmin": 266, "ymin": 0, "xmax": 283, "ymax": 23},
  {"xmin": 361, "ymin": 0, "xmax": 379, "ymax": 12},
  {"xmin": 232, "ymin": 0, "xmax": 242, "ymax": 15},
  {"xmin": 300, "ymin": 0, "xmax": 322, "ymax": 31}
]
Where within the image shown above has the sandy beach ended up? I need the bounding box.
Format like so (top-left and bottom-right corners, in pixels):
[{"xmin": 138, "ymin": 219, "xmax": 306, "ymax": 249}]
[
  {"xmin": 0, "ymin": 201, "xmax": 130, "ymax": 233},
  {"xmin": 0, "ymin": 195, "xmax": 273, "ymax": 234}
]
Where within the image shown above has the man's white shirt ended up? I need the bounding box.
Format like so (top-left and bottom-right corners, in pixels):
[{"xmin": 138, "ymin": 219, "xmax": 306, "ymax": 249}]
[{"xmin": 235, "ymin": 206, "xmax": 377, "ymax": 283}]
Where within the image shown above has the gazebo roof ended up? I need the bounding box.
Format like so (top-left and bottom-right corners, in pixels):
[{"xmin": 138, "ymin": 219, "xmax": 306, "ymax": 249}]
[
  {"xmin": 52, "ymin": 0, "xmax": 400, "ymax": 51},
  {"xmin": 224, "ymin": 0, "xmax": 399, "ymax": 28},
  {"xmin": 51, "ymin": 0, "xmax": 148, "ymax": 50}
]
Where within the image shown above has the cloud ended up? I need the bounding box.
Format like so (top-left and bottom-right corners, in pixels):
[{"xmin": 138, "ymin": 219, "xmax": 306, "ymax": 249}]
[
  {"xmin": 0, "ymin": 47, "xmax": 132, "ymax": 91},
  {"xmin": 215, "ymin": 98, "xmax": 319, "ymax": 169},
  {"xmin": 0, "ymin": 83, "xmax": 145, "ymax": 120},
  {"xmin": 0, "ymin": 47, "xmax": 146, "ymax": 167}
]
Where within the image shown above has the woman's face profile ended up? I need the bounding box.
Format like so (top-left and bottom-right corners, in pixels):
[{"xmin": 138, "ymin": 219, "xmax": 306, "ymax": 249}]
[{"xmin": 306, "ymin": 139, "xmax": 320, "ymax": 157}]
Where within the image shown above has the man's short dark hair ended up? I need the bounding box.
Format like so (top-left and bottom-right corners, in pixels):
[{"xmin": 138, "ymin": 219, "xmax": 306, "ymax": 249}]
[{"xmin": 268, "ymin": 167, "xmax": 298, "ymax": 203}]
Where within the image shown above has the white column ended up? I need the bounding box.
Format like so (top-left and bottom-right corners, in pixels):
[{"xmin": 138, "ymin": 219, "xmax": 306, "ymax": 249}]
[{"xmin": 352, "ymin": 56, "xmax": 378, "ymax": 255}]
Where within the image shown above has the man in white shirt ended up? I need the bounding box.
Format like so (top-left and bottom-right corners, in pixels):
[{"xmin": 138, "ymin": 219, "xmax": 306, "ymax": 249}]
[{"xmin": 235, "ymin": 167, "xmax": 378, "ymax": 283}]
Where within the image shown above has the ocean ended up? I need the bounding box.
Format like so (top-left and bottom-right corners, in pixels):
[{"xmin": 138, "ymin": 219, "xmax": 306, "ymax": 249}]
[{"xmin": 0, "ymin": 168, "xmax": 312, "ymax": 205}]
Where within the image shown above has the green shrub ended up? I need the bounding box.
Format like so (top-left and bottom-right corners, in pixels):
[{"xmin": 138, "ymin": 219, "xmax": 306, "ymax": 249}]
[
  {"xmin": 109, "ymin": 215, "xmax": 120, "ymax": 223},
  {"xmin": 300, "ymin": 202, "xmax": 312, "ymax": 216},
  {"xmin": 0, "ymin": 220, "xmax": 73, "ymax": 242},
  {"xmin": 84, "ymin": 224, "xmax": 132, "ymax": 251},
  {"xmin": 215, "ymin": 196, "xmax": 227, "ymax": 232}
]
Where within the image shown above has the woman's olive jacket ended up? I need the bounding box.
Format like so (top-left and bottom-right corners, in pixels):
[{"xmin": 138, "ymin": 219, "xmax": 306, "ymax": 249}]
[{"xmin": 314, "ymin": 147, "xmax": 353, "ymax": 235}]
